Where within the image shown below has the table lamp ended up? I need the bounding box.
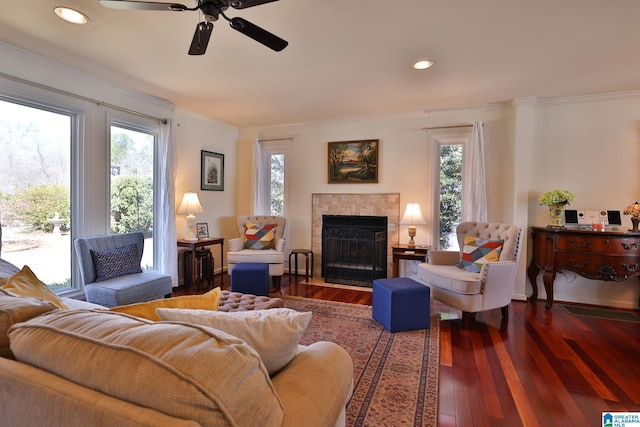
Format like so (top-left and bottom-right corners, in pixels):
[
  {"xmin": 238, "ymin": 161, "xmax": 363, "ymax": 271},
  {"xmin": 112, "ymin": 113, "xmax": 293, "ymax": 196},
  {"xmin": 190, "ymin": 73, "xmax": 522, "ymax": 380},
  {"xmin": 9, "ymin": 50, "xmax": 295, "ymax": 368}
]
[
  {"xmin": 623, "ymin": 201, "xmax": 640, "ymax": 232},
  {"xmin": 400, "ymin": 202, "xmax": 427, "ymax": 247},
  {"xmin": 177, "ymin": 192, "xmax": 204, "ymax": 240}
]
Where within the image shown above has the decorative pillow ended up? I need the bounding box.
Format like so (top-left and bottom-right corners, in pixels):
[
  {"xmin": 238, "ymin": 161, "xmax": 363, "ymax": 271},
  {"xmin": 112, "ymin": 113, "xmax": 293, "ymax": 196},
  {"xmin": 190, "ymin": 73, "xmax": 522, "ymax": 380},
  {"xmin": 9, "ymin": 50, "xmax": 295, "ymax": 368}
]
[
  {"xmin": 8, "ymin": 309, "xmax": 284, "ymax": 426},
  {"xmin": 455, "ymin": 235, "xmax": 504, "ymax": 273},
  {"xmin": 0, "ymin": 289, "xmax": 58, "ymax": 359},
  {"xmin": 90, "ymin": 244, "xmax": 142, "ymax": 282},
  {"xmin": 157, "ymin": 307, "xmax": 312, "ymax": 375},
  {"xmin": 243, "ymin": 221, "xmax": 276, "ymax": 250},
  {"xmin": 109, "ymin": 287, "xmax": 221, "ymax": 321},
  {"xmin": 0, "ymin": 266, "xmax": 68, "ymax": 310}
]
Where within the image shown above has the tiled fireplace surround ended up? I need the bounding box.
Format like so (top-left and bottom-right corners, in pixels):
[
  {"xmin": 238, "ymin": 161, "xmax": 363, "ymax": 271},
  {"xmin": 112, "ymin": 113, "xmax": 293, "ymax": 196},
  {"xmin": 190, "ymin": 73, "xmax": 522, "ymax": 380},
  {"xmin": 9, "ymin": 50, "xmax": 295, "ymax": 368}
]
[{"xmin": 311, "ymin": 193, "xmax": 400, "ymax": 281}]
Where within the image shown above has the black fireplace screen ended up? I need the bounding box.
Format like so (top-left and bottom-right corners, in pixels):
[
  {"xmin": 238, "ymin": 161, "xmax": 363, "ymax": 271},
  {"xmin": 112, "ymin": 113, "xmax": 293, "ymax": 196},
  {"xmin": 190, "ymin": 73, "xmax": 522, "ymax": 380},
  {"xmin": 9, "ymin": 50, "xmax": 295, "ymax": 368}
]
[{"xmin": 322, "ymin": 215, "xmax": 387, "ymax": 287}]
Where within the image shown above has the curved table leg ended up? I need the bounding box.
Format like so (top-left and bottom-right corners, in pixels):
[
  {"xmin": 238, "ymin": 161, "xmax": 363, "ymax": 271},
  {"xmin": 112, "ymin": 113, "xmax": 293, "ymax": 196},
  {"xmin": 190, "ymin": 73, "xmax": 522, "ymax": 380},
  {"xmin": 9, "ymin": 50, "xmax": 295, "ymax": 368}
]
[
  {"xmin": 542, "ymin": 268, "xmax": 556, "ymax": 309},
  {"xmin": 527, "ymin": 264, "xmax": 540, "ymax": 302}
]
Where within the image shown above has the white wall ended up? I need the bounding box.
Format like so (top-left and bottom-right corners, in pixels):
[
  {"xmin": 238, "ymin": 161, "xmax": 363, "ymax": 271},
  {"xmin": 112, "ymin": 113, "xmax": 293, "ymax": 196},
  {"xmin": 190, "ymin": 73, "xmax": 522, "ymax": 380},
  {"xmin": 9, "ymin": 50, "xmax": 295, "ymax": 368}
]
[
  {"xmin": 237, "ymin": 106, "xmax": 517, "ymax": 269},
  {"xmin": 239, "ymin": 95, "xmax": 640, "ymax": 309},
  {"xmin": 3, "ymin": 41, "xmax": 639, "ymax": 308},
  {"xmin": 526, "ymin": 92, "xmax": 640, "ymax": 309},
  {"xmin": 173, "ymin": 107, "xmax": 238, "ymax": 256}
]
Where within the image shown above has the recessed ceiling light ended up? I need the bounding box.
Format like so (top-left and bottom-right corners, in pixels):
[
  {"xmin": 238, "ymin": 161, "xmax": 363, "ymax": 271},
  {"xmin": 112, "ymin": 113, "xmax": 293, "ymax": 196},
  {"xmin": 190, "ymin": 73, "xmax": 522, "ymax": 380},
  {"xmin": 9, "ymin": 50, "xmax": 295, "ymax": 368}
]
[
  {"xmin": 413, "ymin": 59, "xmax": 435, "ymax": 70},
  {"xmin": 54, "ymin": 7, "xmax": 90, "ymax": 24}
]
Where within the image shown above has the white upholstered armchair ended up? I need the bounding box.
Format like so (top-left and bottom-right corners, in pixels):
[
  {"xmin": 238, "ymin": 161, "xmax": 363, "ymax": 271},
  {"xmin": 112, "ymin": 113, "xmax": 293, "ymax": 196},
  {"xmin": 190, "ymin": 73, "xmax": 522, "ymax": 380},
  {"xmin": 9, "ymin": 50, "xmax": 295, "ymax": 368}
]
[
  {"xmin": 227, "ymin": 216, "xmax": 286, "ymax": 289},
  {"xmin": 414, "ymin": 222, "xmax": 523, "ymax": 327}
]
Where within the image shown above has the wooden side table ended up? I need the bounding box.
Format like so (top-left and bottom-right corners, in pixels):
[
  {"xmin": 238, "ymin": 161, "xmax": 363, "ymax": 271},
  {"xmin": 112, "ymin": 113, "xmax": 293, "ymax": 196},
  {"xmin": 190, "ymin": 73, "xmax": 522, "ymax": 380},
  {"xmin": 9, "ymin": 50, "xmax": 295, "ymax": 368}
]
[
  {"xmin": 177, "ymin": 237, "xmax": 224, "ymax": 288},
  {"xmin": 392, "ymin": 245, "xmax": 431, "ymax": 278}
]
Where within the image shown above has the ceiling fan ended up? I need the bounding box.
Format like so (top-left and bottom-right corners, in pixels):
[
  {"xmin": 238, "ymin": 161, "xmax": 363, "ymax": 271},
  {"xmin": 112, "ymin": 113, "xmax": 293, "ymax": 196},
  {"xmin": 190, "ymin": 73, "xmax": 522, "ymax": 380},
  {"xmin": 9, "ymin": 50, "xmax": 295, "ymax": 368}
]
[{"xmin": 99, "ymin": 0, "xmax": 288, "ymax": 55}]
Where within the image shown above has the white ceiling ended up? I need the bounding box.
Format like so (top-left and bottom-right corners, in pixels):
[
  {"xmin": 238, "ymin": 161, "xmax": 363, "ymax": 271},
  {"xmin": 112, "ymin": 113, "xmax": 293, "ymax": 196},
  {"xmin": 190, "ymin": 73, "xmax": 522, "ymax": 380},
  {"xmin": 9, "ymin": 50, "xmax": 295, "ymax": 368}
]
[{"xmin": 1, "ymin": 0, "xmax": 640, "ymax": 128}]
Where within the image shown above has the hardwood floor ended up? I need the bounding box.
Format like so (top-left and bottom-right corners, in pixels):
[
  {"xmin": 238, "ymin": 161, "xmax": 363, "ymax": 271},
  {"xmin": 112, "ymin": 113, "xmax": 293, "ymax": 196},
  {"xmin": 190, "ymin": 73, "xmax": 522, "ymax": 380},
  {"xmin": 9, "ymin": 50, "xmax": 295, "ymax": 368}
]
[{"xmin": 177, "ymin": 273, "xmax": 640, "ymax": 427}]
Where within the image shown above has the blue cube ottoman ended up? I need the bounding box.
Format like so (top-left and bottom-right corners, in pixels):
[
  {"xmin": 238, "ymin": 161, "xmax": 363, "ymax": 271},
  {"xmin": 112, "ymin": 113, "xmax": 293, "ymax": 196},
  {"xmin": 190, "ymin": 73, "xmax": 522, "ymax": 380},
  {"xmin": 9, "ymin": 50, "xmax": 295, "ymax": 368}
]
[
  {"xmin": 372, "ymin": 277, "xmax": 431, "ymax": 332},
  {"xmin": 230, "ymin": 263, "xmax": 270, "ymax": 296}
]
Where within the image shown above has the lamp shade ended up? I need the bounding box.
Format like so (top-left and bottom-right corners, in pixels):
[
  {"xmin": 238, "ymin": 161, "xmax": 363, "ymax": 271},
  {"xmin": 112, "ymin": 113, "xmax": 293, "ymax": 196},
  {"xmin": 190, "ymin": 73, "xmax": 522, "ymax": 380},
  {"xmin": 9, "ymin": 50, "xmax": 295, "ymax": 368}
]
[
  {"xmin": 177, "ymin": 192, "xmax": 204, "ymax": 214},
  {"xmin": 623, "ymin": 201, "xmax": 640, "ymax": 217},
  {"xmin": 400, "ymin": 203, "xmax": 427, "ymax": 225}
]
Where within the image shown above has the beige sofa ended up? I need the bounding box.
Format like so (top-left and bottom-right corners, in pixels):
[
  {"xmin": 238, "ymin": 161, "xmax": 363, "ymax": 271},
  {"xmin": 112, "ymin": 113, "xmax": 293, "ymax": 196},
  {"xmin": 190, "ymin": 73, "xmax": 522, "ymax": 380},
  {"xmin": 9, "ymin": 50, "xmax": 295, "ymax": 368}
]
[{"xmin": 0, "ymin": 259, "xmax": 353, "ymax": 427}]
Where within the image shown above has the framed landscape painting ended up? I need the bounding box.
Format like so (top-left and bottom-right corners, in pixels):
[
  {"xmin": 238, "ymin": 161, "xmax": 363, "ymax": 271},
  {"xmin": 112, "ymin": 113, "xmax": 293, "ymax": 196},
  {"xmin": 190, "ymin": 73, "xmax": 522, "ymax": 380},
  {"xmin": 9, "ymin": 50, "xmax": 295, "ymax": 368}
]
[
  {"xmin": 328, "ymin": 139, "xmax": 379, "ymax": 183},
  {"xmin": 201, "ymin": 150, "xmax": 224, "ymax": 191}
]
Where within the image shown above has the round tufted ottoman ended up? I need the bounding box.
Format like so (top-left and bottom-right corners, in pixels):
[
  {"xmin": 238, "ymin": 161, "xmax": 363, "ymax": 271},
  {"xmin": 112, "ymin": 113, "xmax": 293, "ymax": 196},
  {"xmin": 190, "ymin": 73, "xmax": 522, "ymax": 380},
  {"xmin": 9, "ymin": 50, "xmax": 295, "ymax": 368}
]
[{"xmin": 217, "ymin": 290, "xmax": 284, "ymax": 312}]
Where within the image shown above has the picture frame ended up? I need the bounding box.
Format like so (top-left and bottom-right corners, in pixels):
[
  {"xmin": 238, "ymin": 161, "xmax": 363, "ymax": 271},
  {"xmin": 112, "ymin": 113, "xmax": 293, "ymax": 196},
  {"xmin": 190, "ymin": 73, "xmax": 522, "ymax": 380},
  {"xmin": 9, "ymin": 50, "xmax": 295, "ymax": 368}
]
[
  {"xmin": 328, "ymin": 139, "xmax": 379, "ymax": 184},
  {"xmin": 195, "ymin": 223, "xmax": 209, "ymax": 239},
  {"xmin": 201, "ymin": 150, "xmax": 224, "ymax": 191}
]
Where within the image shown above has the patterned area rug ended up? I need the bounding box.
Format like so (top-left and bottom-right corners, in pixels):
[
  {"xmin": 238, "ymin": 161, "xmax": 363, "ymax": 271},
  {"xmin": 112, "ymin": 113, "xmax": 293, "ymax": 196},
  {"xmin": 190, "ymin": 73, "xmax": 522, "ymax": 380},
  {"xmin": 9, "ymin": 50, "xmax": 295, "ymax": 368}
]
[{"xmin": 282, "ymin": 296, "xmax": 440, "ymax": 427}]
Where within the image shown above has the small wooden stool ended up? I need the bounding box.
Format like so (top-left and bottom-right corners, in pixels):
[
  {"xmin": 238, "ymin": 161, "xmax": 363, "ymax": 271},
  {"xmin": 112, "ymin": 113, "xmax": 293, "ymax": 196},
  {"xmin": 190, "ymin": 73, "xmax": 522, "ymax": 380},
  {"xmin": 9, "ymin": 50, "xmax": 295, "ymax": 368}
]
[
  {"xmin": 184, "ymin": 248, "xmax": 214, "ymax": 291},
  {"xmin": 288, "ymin": 249, "xmax": 314, "ymax": 283}
]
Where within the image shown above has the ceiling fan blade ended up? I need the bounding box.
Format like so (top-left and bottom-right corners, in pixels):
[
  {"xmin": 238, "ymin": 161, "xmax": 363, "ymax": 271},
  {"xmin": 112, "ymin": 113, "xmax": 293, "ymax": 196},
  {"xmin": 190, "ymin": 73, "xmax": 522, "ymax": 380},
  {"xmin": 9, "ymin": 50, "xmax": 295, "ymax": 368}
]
[
  {"xmin": 189, "ymin": 22, "xmax": 214, "ymax": 55},
  {"xmin": 230, "ymin": 0, "xmax": 278, "ymax": 9},
  {"xmin": 99, "ymin": 0, "xmax": 187, "ymax": 11},
  {"xmin": 229, "ymin": 17, "xmax": 288, "ymax": 52}
]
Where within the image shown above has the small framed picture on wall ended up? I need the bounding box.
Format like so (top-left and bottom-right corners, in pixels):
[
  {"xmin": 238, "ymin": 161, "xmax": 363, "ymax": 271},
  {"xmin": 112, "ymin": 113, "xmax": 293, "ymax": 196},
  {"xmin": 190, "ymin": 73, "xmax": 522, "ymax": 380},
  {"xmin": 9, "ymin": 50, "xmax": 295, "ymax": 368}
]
[{"xmin": 201, "ymin": 150, "xmax": 224, "ymax": 191}]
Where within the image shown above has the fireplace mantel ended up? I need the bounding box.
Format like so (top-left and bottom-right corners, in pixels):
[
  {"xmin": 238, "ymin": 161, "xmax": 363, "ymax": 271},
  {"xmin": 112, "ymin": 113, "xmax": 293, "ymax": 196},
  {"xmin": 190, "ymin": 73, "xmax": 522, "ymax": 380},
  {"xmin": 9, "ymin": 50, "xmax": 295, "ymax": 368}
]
[{"xmin": 311, "ymin": 193, "xmax": 400, "ymax": 280}]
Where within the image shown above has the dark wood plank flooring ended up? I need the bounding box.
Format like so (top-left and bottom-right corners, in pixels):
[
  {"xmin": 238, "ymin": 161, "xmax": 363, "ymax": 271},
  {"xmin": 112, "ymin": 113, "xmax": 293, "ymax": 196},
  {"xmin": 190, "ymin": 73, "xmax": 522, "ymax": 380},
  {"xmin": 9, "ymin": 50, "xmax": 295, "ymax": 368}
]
[{"xmin": 175, "ymin": 273, "xmax": 640, "ymax": 427}]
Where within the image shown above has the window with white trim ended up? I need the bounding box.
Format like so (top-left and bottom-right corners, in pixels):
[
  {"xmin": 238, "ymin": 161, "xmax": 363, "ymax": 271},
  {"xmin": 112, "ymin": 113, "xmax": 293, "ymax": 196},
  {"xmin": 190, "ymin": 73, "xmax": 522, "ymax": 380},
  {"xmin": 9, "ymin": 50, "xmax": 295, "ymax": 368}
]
[{"xmin": 430, "ymin": 129, "xmax": 472, "ymax": 250}]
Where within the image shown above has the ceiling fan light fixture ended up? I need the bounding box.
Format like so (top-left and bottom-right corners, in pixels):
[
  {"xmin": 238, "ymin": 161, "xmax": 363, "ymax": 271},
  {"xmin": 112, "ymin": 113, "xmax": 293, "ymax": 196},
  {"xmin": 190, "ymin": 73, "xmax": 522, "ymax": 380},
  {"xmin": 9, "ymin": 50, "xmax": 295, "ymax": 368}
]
[
  {"xmin": 413, "ymin": 59, "xmax": 435, "ymax": 70},
  {"xmin": 53, "ymin": 6, "xmax": 89, "ymax": 24}
]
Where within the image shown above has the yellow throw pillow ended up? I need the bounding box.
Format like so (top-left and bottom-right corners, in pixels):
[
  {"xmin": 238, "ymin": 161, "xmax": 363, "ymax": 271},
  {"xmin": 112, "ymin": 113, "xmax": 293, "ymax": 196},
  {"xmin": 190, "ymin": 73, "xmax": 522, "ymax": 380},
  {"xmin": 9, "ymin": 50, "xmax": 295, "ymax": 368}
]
[
  {"xmin": 1, "ymin": 266, "xmax": 69, "ymax": 310},
  {"xmin": 110, "ymin": 287, "xmax": 221, "ymax": 321}
]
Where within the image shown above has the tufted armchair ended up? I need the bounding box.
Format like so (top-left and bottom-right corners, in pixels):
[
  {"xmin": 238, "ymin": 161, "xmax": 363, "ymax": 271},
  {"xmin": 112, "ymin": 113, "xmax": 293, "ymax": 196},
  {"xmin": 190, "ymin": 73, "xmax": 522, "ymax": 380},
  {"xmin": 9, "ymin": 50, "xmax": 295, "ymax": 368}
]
[
  {"xmin": 414, "ymin": 222, "xmax": 523, "ymax": 327},
  {"xmin": 227, "ymin": 216, "xmax": 286, "ymax": 289}
]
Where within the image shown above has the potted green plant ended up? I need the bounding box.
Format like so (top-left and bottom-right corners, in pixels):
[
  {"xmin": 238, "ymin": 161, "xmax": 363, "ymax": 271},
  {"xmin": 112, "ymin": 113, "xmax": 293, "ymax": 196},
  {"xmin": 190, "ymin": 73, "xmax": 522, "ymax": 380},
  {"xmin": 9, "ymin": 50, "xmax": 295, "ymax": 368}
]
[{"xmin": 539, "ymin": 190, "xmax": 574, "ymax": 228}]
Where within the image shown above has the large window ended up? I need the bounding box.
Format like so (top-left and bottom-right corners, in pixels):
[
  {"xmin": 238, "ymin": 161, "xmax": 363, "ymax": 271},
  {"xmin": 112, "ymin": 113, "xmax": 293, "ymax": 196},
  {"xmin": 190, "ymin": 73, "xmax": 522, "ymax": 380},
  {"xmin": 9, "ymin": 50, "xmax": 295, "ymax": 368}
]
[
  {"xmin": 431, "ymin": 130, "xmax": 472, "ymax": 250},
  {"xmin": 0, "ymin": 99, "xmax": 73, "ymax": 290},
  {"xmin": 438, "ymin": 144, "xmax": 463, "ymax": 250},
  {"xmin": 263, "ymin": 142, "xmax": 289, "ymax": 218},
  {"xmin": 110, "ymin": 123, "xmax": 157, "ymax": 269}
]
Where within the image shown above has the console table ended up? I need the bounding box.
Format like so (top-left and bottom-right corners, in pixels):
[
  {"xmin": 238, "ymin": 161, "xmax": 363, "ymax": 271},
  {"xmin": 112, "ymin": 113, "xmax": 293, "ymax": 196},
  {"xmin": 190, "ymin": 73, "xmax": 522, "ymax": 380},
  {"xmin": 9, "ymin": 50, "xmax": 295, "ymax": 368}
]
[{"xmin": 527, "ymin": 226, "xmax": 640, "ymax": 309}]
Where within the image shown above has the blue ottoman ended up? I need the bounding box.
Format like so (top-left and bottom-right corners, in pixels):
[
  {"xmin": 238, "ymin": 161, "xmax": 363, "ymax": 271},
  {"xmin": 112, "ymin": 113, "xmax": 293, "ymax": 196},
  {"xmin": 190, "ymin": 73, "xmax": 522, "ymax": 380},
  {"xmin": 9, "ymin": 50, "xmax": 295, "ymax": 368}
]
[
  {"xmin": 372, "ymin": 278, "xmax": 431, "ymax": 332},
  {"xmin": 231, "ymin": 263, "xmax": 270, "ymax": 296}
]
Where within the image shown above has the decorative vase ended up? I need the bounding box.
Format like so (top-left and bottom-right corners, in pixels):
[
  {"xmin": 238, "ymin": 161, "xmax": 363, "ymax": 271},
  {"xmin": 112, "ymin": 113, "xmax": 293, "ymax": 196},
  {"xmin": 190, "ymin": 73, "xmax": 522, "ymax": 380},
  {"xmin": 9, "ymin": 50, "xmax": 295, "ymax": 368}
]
[{"xmin": 548, "ymin": 203, "xmax": 566, "ymax": 228}]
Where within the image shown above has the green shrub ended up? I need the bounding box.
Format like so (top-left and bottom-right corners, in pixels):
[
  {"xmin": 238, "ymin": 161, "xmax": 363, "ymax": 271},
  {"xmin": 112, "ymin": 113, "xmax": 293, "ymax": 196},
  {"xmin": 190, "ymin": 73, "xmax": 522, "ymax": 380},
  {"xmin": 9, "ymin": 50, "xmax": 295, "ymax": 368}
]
[
  {"xmin": 10, "ymin": 184, "xmax": 70, "ymax": 232},
  {"xmin": 111, "ymin": 176, "xmax": 153, "ymax": 236}
]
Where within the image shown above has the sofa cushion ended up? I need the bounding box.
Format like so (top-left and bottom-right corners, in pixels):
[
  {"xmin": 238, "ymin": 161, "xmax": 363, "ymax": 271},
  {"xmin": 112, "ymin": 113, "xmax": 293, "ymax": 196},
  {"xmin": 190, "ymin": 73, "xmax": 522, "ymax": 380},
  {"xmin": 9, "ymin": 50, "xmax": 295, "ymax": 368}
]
[
  {"xmin": 109, "ymin": 288, "xmax": 221, "ymax": 321},
  {"xmin": 455, "ymin": 235, "xmax": 504, "ymax": 273},
  {"xmin": 227, "ymin": 249, "xmax": 285, "ymax": 264},
  {"xmin": 416, "ymin": 263, "xmax": 482, "ymax": 295},
  {"xmin": 0, "ymin": 289, "xmax": 57, "ymax": 359},
  {"xmin": 90, "ymin": 244, "xmax": 142, "ymax": 282},
  {"xmin": 0, "ymin": 265, "xmax": 68, "ymax": 309},
  {"xmin": 243, "ymin": 221, "xmax": 276, "ymax": 250},
  {"xmin": 157, "ymin": 307, "xmax": 312, "ymax": 375},
  {"xmin": 8, "ymin": 309, "xmax": 284, "ymax": 427}
]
